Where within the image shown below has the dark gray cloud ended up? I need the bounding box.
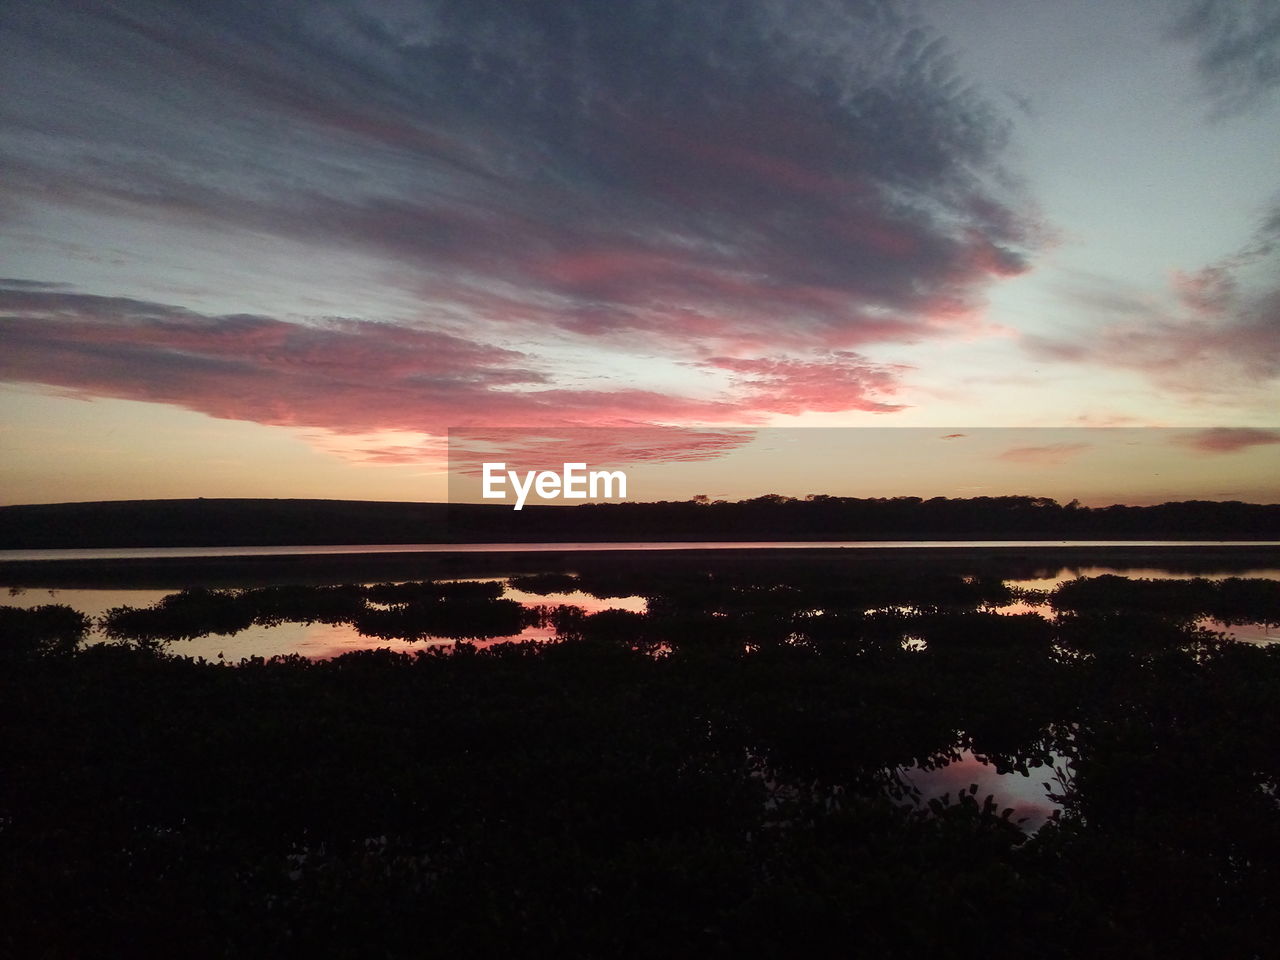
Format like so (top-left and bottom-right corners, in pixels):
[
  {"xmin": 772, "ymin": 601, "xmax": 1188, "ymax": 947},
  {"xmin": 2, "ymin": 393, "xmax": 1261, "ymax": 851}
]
[
  {"xmin": 0, "ymin": 0, "xmax": 1040, "ymax": 355},
  {"xmin": 1169, "ymin": 0, "xmax": 1280, "ymax": 114},
  {"xmin": 0, "ymin": 279, "xmax": 71, "ymax": 290}
]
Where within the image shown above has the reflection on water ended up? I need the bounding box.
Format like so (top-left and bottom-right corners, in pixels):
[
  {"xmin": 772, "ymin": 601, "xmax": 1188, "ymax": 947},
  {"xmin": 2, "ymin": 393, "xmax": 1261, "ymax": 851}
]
[
  {"xmin": 1, "ymin": 577, "xmax": 648, "ymax": 659},
  {"xmin": 5, "ymin": 539, "xmax": 1280, "ymax": 562},
  {"xmin": 191, "ymin": 620, "xmax": 569, "ymax": 662},
  {"xmin": 1195, "ymin": 619, "xmax": 1280, "ymax": 644},
  {"xmin": 900, "ymin": 747, "xmax": 1064, "ymax": 832},
  {"xmin": 4, "ymin": 560, "xmax": 1278, "ymax": 659},
  {"xmin": 4, "ymin": 554, "xmax": 1279, "ymax": 846},
  {"xmin": 200, "ymin": 620, "xmax": 425, "ymax": 661},
  {"xmin": 502, "ymin": 582, "xmax": 647, "ymax": 615},
  {"xmin": 5, "ymin": 585, "xmax": 175, "ymax": 620},
  {"xmin": 13, "ymin": 553, "xmax": 1280, "ymax": 953},
  {"xmin": 1005, "ymin": 565, "xmax": 1280, "ymax": 591},
  {"xmin": 989, "ymin": 566, "xmax": 1280, "ymax": 645}
]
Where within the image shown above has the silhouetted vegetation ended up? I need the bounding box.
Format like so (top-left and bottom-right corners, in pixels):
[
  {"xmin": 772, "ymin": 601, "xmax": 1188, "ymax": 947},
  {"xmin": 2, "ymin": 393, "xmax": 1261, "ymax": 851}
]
[
  {"xmin": 3, "ymin": 493, "xmax": 1279, "ymax": 548},
  {"xmin": 0, "ymin": 603, "xmax": 89, "ymax": 659},
  {"xmin": 353, "ymin": 596, "xmax": 528, "ymax": 641},
  {"xmin": 4, "ymin": 563, "xmax": 1280, "ymax": 956},
  {"xmin": 96, "ymin": 581, "xmax": 533, "ymax": 644},
  {"xmin": 1051, "ymin": 573, "xmax": 1280, "ymax": 630},
  {"xmin": 102, "ymin": 587, "xmax": 256, "ymax": 643},
  {"xmin": 240, "ymin": 583, "xmax": 368, "ymax": 625}
]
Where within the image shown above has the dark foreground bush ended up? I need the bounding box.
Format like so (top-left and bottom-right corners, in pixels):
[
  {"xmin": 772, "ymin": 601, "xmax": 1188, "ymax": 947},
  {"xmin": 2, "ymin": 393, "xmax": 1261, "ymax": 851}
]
[
  {"xmin": 3, "ymin": 616, "xmax": 1280, "ymax": 958},
  {"xmin": 0, "ymin": 603, "xmax": 90, "ymax": 658}
]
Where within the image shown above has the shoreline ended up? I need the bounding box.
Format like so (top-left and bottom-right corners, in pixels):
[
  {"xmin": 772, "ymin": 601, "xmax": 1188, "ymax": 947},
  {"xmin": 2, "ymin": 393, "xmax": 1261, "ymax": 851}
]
[{"xmin": 3, "ymin": 542, "xmax": 1279, "ymax": 589}]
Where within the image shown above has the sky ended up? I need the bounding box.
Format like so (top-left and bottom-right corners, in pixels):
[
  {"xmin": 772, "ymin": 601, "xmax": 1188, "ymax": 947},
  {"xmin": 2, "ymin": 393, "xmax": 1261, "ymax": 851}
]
[{"xmin": 1, "ymin": 0, "xmax": 1278, "ymax": 505}]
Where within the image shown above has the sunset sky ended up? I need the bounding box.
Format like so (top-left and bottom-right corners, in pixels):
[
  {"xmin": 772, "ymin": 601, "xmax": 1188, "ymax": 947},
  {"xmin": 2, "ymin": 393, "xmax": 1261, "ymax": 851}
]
[{"xmin": 2, "ymin": 0, "xmax": 1278, "ymax": 504}]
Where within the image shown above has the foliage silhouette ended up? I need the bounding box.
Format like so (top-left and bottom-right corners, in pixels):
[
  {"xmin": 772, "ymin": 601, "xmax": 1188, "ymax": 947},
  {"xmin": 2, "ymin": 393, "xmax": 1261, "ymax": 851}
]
[
  {"xmin": 4, "ymin": 494, "xmax": 1280, "ymax": 548},
  {"xmin": 4, "ymin": 565, "xmax": 1280, "ymax": 955},
  {"xmin": 0, "ymin": 603, "xmax": 89, "ymax": 658}
]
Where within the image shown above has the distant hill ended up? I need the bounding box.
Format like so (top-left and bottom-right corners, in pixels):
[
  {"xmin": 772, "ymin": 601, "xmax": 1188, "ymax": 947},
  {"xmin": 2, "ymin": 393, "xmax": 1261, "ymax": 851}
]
[{"xmin": 2, "ymin": 495, "xmax": 1279, "ymax": 549}]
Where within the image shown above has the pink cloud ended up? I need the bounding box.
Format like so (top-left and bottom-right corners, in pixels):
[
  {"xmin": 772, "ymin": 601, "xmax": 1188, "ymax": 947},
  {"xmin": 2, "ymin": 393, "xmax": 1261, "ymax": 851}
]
[
  {"xmin": 1, "ymin": 0, "xmax": 1054, "ymax": 477},
  {"xmin": 0, "ymin": 290, "xmax": 916, "ymax": 467},
  {"xmin": 996, "ymin": 443, "xmax": 1092, "ymax": 466},
  {"xmin": 446, "ymin": 427, "xmax": 757, "ymax": 474},
  {"xmin": 1175, "ymin": 427, "xmax": 1280, "ymax": 453},
  {"xmin": 1072, "ymin": 413, "xmax": 1143, "ymax": 427},
  {"xmin": 1029, "ymin": 223, "xmax": 1280, "ymax": 397},
  {"xmin": 0, "ymin": 0, "xmax": 1057, "ymax": 473},
  {"xmin": 703, "ymin": 353, "xmax": 907, "ymax": 415}
]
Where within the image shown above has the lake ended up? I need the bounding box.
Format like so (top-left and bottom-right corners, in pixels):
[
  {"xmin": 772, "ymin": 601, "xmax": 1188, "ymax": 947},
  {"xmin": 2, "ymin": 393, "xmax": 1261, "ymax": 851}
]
[
  {"xmin": 6, "ymin": 563, "xmax": 1280, "ymax": 661},
  {"xmin": 3, "ymin": 538, "xmax": 1279, "ymax": 562},
  {"xmin": 7, "ymin": 543, "xmax": 1277, "ymax": 834}
]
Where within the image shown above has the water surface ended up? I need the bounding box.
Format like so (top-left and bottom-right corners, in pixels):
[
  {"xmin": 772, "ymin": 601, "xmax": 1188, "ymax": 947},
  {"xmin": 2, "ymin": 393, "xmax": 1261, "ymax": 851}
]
[{"xmin": 5, "ymin": 539, "xmax": 1279, "ymax": 562}]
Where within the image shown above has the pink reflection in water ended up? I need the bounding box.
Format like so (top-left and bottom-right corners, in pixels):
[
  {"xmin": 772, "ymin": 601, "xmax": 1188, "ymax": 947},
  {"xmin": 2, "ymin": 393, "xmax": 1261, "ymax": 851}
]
[
  {"xmin": 2, "ymin": 578, "xmax": 649, "ymax": 660},
  {"xmin": 3, "ymin": 586, "xmax": 174, "ymax": 619},
  {"xmin": 900, "ymin": 749, "xmax": 1062, "ymax": 832},
  {"xmin": 1005, "ymin": 566, "xmax": 1280, "ymax": 591},
  {"xmin": 502, "ymin": 584, "xmax": 647, "ymax": 614},
  {"xmin": 176, "ymin": 612, "xmax": 569, "ymax": 662},
  {"xmin": 184, "ymin": 621, "xmax": 426, "ymax": 662},
  {"xmin": 1195, "ymin": 619, "xmax": 1280, "ymax": 645}
]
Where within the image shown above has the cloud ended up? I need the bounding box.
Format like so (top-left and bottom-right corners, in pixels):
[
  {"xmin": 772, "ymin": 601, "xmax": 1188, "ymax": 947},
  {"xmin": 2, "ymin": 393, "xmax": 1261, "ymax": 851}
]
[
  {"xmin": 1030, "ymin": 286, "xmax": 1280, "ymax": 396},
  {"xmin": 1027, "ymin": 207, "xmax": 1280, "ymax": 398},
  {"xmin": 0, "ymin": 279, "xmax": 71, "ymax": 291},
  {"xmin": 446, "ymin": 427, "xmax": 757, "ymax": 475},
  {"xmin": 0, "ymin": 290, "xmax": 545, "ymax": 426},
  {"xmin": 1175, "ymin": 427, "xmax": 1280, "ymax": 453},
  {"xmin": 1168, "ymin": 0, "xmax": 1280, "ymax": 115},
  {"xmin": 702, "ymin": 353, "xmax": 907, "ymax": 414},
  {"xmin": 996, "ymin": 443, "xmax": 1091, "ymax": 466},
  {"xmin": 0, "ymin": 288, "xmax": 907, "ymax": 463},
  {"xmin": 0, "ymin": 0, "xmax": 1040, "ymax": 364},
  {"xmin": 1072, "ymin": 413, "xmax": 1142, "ymax": 427}
]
